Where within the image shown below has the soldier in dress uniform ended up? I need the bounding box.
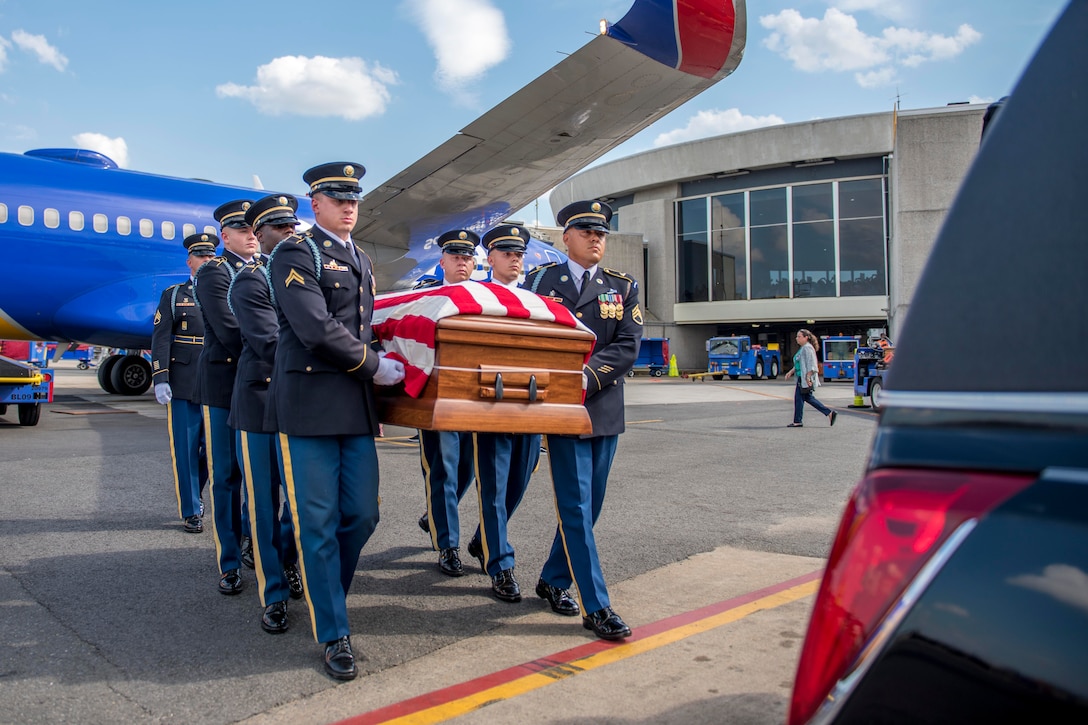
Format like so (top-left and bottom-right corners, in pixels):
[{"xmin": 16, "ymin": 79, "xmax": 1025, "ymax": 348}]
[
  {"xmin": 151, "ymin": 233, "xmax": 215, "ymax": 533},
  {"xmin": 460, "ymin": 223, "xmax": 544, "ymax": 602},
  {"xmin": 521, "ymin": 200, "xmax": 642, "ymax": 640},
  {"xmin": 414, "ymin": 230, "xmax": 481, "ymax": 577},
  {"xmin": 227, "ymin": 194, "xmax": 303, "ymax": 634},
  {"xmin": 194, "ymin": 199, "xmax": 259, "ymax": 595},
  {"xmin": 268, "ymin": 162, "xmax": 404, "ymax": 680}
]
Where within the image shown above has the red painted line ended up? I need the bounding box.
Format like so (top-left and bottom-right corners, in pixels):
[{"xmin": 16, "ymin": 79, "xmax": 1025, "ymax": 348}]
[{"xmin": 337, "ymin": 569, "xmax": 822, "ymax": 725}]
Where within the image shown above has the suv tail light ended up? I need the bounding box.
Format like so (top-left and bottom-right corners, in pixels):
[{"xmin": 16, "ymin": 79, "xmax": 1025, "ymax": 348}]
[{"xmin": 788, "ymin": 468, "xmax": 1035, "ymax": 724}]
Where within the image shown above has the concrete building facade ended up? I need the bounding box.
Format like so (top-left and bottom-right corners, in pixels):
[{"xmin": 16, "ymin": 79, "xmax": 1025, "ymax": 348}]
[{"xmin": 548, "ymin": 104, "xmax": 987, "ymax": 371}]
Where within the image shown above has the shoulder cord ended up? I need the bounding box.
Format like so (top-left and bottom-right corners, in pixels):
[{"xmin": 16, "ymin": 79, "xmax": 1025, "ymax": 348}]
[{"xmin": 266, "ymin": 236, "xmax": 322, "ymax": 308}]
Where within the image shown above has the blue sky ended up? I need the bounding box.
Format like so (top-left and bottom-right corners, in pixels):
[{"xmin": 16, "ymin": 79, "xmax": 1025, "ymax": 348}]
[{"xmin": 0, "ymin": 0, "xmax": 1068, "ymax": 224}]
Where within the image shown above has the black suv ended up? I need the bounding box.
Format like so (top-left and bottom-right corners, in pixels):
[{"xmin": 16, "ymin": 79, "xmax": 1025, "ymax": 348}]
[{"xmin": 787, "ymin": 2, "xmax": 1088, "ymax": 723}]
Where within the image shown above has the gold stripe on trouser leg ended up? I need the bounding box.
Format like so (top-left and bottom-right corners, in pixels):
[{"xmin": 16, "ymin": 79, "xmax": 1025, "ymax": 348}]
[
  {"xmin": 240, "ymin": 431, "xmax": 268, "ymax": 607},
  {"xmin": 279, "ymin": 433, "xmax": 319, "ymax": 641},
  {"xmin": 166, "ymin": 400, "xmax": 183, "ymax": 519},
  {"xmin": 419, "ymin": 432, "xmax": 439, "ymax": 551},
  {"xmin": 471, "ymin": 433, "xmax": 489, "ymax": 569},
  {"xmin": 543, "ymin": 434, "xmax": 584, "ymax": 612},
  {"xmin": 203, "ymin": 406, "xmax": 223, "ymax": 574}
]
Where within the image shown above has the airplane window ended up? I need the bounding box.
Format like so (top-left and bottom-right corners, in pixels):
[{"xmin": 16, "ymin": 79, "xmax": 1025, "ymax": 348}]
[
  {"xmin": 117, "ymin": 216, "xmax": 132, "ymax": 236},
  {"xmin": 0, "ymin": 203, "xmax": 9, "ymax": 223},
  {"xmin": 18, "ymin": 205, "xmax": 34, "ymax": 226},
  {"xmin": 69, "ymin": 211, "xmax": 85, "ymax": 231},
  {"xmin": 93, "ymin": 214, "xmax": 108, "ymax": 233},
  {"xmin": 45, "ymin": 208, "xmax": 60, "ymax": 229},
  {"xmin": 162, "ymin": 221, "xmax": 175, "ymax": 240},
  {"xmin": 183, "ymin": 223, "xmax": 196, "ymax": 238},
  {"xmin": 140, "ymin": 218, "xmax": 153, "ymax": 238}
]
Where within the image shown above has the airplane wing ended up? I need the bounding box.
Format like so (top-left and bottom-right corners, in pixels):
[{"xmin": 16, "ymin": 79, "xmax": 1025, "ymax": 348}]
[{"xmin": 355, "ymin": 0, "xmax": 746, "ymax": 290}]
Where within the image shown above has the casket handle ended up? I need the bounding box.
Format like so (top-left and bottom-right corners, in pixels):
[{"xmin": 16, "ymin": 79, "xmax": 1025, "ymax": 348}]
[{"xmin": 478, "ymin": 366, "xmax": 550, "ymax": 402}]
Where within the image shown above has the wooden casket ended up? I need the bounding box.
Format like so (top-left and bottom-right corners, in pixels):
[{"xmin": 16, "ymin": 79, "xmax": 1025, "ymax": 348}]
[{"xmin": 376, "ymin": 314, "xmax": 595, "ymax": 434}]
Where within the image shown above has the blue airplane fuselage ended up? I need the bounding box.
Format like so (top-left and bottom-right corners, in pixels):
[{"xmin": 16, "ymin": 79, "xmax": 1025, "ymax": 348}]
[{"xmin": 0, "ymin": 149, "xmax": 563, "ymax": 349}]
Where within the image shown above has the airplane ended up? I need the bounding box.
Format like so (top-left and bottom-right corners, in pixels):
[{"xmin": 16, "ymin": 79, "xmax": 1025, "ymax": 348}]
[{"xmin": 0, "ymin": 0, "xmax": 746, "ymax": 396}]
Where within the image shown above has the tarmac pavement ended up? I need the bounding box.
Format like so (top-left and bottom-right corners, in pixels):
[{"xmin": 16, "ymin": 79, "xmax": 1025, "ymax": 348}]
[{"xmin": 0, "ymin": 362, "xmax": 873, "ymax": 724}]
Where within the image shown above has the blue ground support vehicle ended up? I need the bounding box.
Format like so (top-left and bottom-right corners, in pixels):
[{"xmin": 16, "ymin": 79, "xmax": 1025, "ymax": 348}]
[
  {"xmin": 822, "ymin": 335, "xmax": 859, "ymax": 382},
  {"xmin": 0, "ymin": 340, "xmax": 55, "ymax": 426},
  {"xmin": 705, "ymin": 335, "xmax": 781, "ymax": 380},
  {"xmin": 852, "ymin": 340, "xmax": 893, "ymax": 410},
  {"xmin": 628, "ymin": 337, "xmax": 669, "ymax": 377}
]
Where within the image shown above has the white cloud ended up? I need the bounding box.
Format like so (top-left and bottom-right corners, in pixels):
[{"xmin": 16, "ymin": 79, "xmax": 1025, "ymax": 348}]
[
  {"xmin": 216, "ymin": 56, "xmax": 398, "ymax": 121},
  {"xmin": 762, "ymin": 9, "xmax": 889, "ymax": 72},
  {"xmin": 761, "ymin": 8, "xmax": 980, "ymax": 86},
  {"xmin": 654, "ymin": 108, "xmax": 786, "ymax": 147},
  {"xmin": 11, "ymin": 30, "xmax": 68, "ymax": 72},
  {"xmin": 967, "ymin": 94, "xmax": 993, "ymax": 104},
  {"xmin": 855, "ymin": 66, "xmax": 896, "ymax": 88},
  {"xmin": 406, "ymin": 0, "xmax": 510, "ymax": 89},
  {"xmin": 831, "ymin": 0, "xmax": 913, "ymax": 23},
  {"xmin": 72, "ymin": 132, "xmax": 129, "ymax": 168},
  {"xmin": 1009, "ymin": 564, "xmax": 1088, "ymax": 616},
  {"xmin": 883, "ymin": 23, "xmax": 981, "ymax": 67},
  {"xmin": 0, "ymin": 37, "xmax": 10, "ymax": 73}
]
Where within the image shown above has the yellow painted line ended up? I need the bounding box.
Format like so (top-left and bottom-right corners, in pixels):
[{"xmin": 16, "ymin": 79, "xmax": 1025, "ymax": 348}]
[{"xmin": 340, "ymin": 574, "xmax": 819, "ymax": 725}]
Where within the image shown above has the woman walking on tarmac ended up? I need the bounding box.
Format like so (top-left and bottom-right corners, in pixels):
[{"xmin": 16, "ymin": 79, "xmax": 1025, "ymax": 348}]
[{"xmin": 784, "ymin": 329, "xmax": 837, "ymax": 428}]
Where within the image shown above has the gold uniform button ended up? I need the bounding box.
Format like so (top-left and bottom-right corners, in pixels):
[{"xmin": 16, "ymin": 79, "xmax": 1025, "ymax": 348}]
[
  {"xmin": 576, "ymin": 312, "xmax": 583, "ymax": 318},
  {"xmin": 226, "ymin": 358, "xmax": 233, "ymax": 363},
  {"xmin": 305, "ymin": 366, "xmax": 313, "ymax": 372},
  {"xmin": 265, "ymin": 377, "xmax": 271, "ymax": 383}
]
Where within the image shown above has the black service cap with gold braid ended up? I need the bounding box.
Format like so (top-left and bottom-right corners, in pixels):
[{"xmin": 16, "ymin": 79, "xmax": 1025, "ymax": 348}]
[
  {"xmin": 213, "ymin": 199, "xmax": 255, "ymax": 229},
  {"xmin": 245, "ymin": 193, "xmax": 299, "ymax": 231},
  {"xmin": 303, "ymin": 162, "xmax": 365, "ymax": 200},
  {"xmin": 184, "ymin": 232, "xmax": 219, "ymax": 256},
  {"xmin": 556, "ymin": 199, "xmax": 612, "ymax": 233},
  {"xmin": 436, "ymin": 229, "xmax": 479, "ymax": 257},
  {"xmin": 482, "ymin": 224, "xmax": 529, "ymax": 252}
]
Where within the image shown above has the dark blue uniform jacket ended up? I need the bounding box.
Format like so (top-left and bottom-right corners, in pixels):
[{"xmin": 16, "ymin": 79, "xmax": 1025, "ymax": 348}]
[
  {"xmin": 194, "ymin": 249, "xmax": 248, "ymax": 409},
  {"xmin": 267, "ymin": 227, "xmax": 382, "ymax": 437},
  {"xmin": 150, "ymin": 279, "xmax": 205, "ymax": 403},
  {"xmin": 228, "ymin": 262, "xmax": 278, "ymax": 433}
]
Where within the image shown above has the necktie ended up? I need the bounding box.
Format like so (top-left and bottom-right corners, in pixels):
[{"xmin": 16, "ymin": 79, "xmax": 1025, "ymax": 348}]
[{"xmin": 579, "ymin": 270, "xmax": 590, "ymax": 293}]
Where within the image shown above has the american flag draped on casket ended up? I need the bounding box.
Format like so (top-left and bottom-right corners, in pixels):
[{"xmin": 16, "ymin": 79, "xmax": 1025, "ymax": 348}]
[{"xmin": 372, "ymin": 282, "xmax": 593, "ymax": 398}]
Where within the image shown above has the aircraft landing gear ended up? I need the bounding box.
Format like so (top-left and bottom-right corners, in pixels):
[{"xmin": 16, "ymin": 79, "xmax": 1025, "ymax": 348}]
[{"xmin": 97, "ymin": 353, "xmax": 152, "ymax": 396}]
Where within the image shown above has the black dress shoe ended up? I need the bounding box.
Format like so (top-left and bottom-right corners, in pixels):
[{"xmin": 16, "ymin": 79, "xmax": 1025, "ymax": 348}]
[
  {"xmin": 583, "ymin": 607, "xmax": 632, "ymax": 641},
  {"xmin": 491, "ymin": 569, "xmax": 522, "ymax": 602},
  {"xmin": 240, "ymin": 537, "xmax": 255, "ymax": 569},
  {"xmin": 284, "ymin": 563, "xmax": 304, "ymax": 600},
  {"xmin": 218, "ymin": 568, "xmax": 244, "ymax": 596},
  {"xmin": 183, "ymin": 515, "xmax": 203, "ymax": 534},
  {"xmin": 323, "ymin": 636, "xmax": 357, "ymax": 681},
  {"xmin": 261, "ymin": 600, "xmax": 288, "ymax": 634},
  {"xmin": 535, "ymin": 578, "xmax": 579, "ymax": 616},
  {"xmin": 466, "ymin": 536, "xmax": 486, "ymax": 574},
  {"xmin": 438, "ymin": 547, "xmax": 463, "ymax": 576},
  {"xmin": 417, "ymin": 513, "xmax": 430, "ymax": 534}
]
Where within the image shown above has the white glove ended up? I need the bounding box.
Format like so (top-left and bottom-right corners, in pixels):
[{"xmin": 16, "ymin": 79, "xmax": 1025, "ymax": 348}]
[
  {"xmin": 154, "ymin": 382, "xmax": 173, "ymax": 405},
  {"xmin": 582, "ymin": 373, "xmax": 589, "ymax": 391},
  {"xmin": 373, "ymin": 356, "xmax": 405, "ymax": 386}
]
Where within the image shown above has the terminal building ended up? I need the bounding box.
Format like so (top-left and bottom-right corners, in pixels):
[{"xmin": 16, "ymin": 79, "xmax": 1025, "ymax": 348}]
[{"xmin": 546, "ymin": 103, "xmax": 988, "ymax": 371}]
